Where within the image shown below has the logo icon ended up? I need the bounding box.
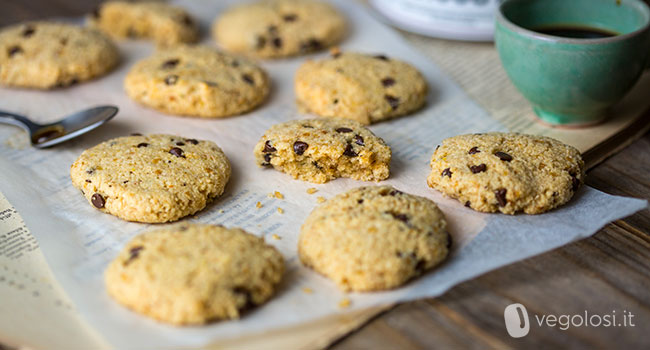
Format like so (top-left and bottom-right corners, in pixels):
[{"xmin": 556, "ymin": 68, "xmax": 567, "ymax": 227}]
[{"xmin": 504, "ymin": 303, "xmax": 530, "ymax": 338}]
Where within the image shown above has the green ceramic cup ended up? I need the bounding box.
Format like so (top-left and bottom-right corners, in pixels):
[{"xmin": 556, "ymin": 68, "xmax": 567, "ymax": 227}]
[{"xmin": 495, "ymin": 0, "xmax": 650, "ymax": 126}]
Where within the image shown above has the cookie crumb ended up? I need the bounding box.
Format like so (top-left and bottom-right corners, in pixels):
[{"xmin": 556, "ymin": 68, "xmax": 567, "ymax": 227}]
[
  {"xmin": 306, "ymin": 188, "xmax": 318, "ymax": 194},
  {"xmin": 338, "ymin": 297, "xmax": 351, "ymax": 308},
  {"xmin": 256, "ymin": 201, "xmax": 263, "ymax": 209},
  {"xmin": 272, "ymin": 234, "xmax": 281, "ymax": 240},
  {"xmin": 274, "ymin": 191, "xmax": 284, "ymax": 199},
  {"xmin": 317, "ymin": 196, "xmax": 326, "ymax": 203},
  {"xmin": 277, "ymin": 207, "xmax": 284, "ymax": 214},
  {"xmin": 219, "ymin": 209, "xmax": 225, "ymax": 214},
  {"xmin": 302, "ymin": 287, "xmax": 313, "ymax": 294}
]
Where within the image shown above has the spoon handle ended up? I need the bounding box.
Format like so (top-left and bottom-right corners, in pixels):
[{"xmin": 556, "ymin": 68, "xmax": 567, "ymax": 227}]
[{"xmin": 0, "ymin": 110, "xmax": 39, "ymax": 131}]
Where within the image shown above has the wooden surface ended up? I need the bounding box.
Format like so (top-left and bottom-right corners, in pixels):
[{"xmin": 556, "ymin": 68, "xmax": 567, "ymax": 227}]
[{"xmin": 2, "ymin": 1, "xmax": 649, "ymax": 349}]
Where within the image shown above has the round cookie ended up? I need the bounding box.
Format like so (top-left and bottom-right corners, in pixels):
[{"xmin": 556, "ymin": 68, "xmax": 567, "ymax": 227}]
[
  {"xmin": 295, "ymin": 52, "xmax": 428, "ymax": 124},
  {"xmin": 88, "ymin": 1, "xmax": 199, "ymax": 46},
  {"xmin": 105, "ymin": 223, "xmax": 285, "ymax": 325},
  {"xmin": 0, "ymin": 21, "xmax": 119, "ymax": 89},
  {"xmin": 254, "ymin": 118, "xmax": 391, "ymax": 183},
  {"xmin": 427, "ymin": 132, "xmax": 585, "ymax": 215},
  {"xmin": 70, "ymin": 134, "xmax": 231, "ymax": 223},
  {"xmin": 299, "ymin": 186, "xmax": 450, "ymax": 291},
  {"xmin": 213, "ymin": 0, "xmax": 346, "ymax": 59},
  {"xmin": 124, "ymin": 45, "xmax": 270, "ymax": 118}
]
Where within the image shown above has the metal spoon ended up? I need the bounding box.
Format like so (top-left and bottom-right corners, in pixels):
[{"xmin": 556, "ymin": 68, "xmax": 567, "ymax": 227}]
[{"xmin": 0, "ymin": 106, "xmax": 118, "ymax": 148}]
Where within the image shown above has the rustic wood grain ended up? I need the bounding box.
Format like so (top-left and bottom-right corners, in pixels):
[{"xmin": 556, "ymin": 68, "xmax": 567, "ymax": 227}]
[{"xmin": 1, "ymin": 1, "xmax": 649, "ymax": 349}]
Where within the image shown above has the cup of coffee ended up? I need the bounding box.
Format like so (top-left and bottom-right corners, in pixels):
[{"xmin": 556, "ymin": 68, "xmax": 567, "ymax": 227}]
[{"xmin": 495, "ymin": 0, "xmax": 650, "ymax": 126}]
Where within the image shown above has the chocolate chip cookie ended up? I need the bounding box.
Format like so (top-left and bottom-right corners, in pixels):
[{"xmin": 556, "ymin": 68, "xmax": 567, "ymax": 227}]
[
  {"xmin": 427, "ymin": 132, "xmax": 585, "ymax": 214},
  {"xmin": 254, "ymin": 118, "xmax": 391, "ymax": 183},
  {"xmin": 295, "ymin": 52, "xmax": 428, "ymax": 124},
  {"xmin": 124, "ymin": 45, "xmax": 270, "ymax": 117},
  {"xmin": 299, "ymin": 186, "xmax": 450, "ymax": 291},
  {"xmin": 88, "ymin": 1, "xmax": 199, "ymax": 46},
  {"xmin": 105, "ymin": 223, "xmax": 285, "ymax": 325},
  {"xmin": 0, "ymin": 21, "xmax": 119, "ymax": 89},
  {"xmin": 213, "ymin": 0, "xmax": 346, "ymax": 58},
  {"xmin": 70, "ymin": 134, "xmax": 231, "ymax": 223}
]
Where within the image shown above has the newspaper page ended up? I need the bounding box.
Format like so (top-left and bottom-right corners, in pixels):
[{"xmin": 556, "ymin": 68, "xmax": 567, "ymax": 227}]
[{"xmin": 0, "ymin": 0, "xmax": 646, "ymax": 348}]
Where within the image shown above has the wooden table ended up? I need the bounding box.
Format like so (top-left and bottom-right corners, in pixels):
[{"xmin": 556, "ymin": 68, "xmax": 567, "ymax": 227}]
[{"xmin": 2, "ymin": 1, "xmax": 648, "ymax": 349}]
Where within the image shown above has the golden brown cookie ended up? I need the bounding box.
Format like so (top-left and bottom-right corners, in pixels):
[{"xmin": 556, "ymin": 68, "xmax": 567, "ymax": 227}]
[
  {"xmin": 70, "ymin": 134, "xmax": 231, "ymax": 223},
  {"xmin": 105, "ymin": 223, "xmax": 285, "ymax": 325},
  {"xmin": 88, "ymin": 1, "xmax": 199, "ymax": 46},
  {"xmin": 427, "ymin": 132, "xmax": 585, "ymax": 214},
  {"xmin": 213, "ymin": 0, "xmax": 346, "ymax": 58},
  {"xmin": 295, "ymin": 52, "xmax": 427, "ymax": 124},
  {"xmin": 254, "ymin": 118, "xmax": 391, "ymax": 183},
  {"xmin": 0, "ymin": 21, "xmax": 119, "ymax": 89},
  {"xmin": 299, "ymin": 186, "xmax": 450, "ymax": 291},
  {"xmin": 124, "ymin": 45, "xmax": 270, "ymax": 118}
]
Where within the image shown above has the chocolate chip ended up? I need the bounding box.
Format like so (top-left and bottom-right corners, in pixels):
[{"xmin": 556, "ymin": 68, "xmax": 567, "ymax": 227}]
[
  {"xmin": 169, "ymin": 147, "xmax": 185, "ymax": 158},
  {"xmin": 22, "ymin": 26, "xmax": 35, "ymax": 37},
  {"xmin": 185, "ymin": 138, "xmax": 199, "ymax": 145},
  {"xmin": 293, "ymin": 141, "xmax": 308, "ymax": 155},
  {"xmin": 465, "ymin": 201, "xmax": 471, "ymax": 207},
  {"xmin": 175, "ymin": 142, "xmax": 185, "ymax": 146},
  {"xmin": 263, "ymin": 153, "xmax": 272, "ymax": 165},
  {"xmin": 283, "ymin": 14, "xmax": 298, "ymax": 22},
  {"xmin": 442, "ymin": 168, "xmax": 452, "ymax": 178},
  {"xmin": 389, "ymin": 189, "xmax": 403, "ymax": 196},
  {"xmin": 385, "ymin": 95, "xmax": 399, "ymax": 110},
  {"xmin": 256, "ymin": 36, "xmax": 266, "ymax": 49},
  {"xmin": 343, "ymin": 144, "xmax": 357, "ymax": 157},
  {"xmin": 85, "ymin": 179, "xmax": 91, "ymax": 183},
  {"xmin": 300, "ymin": 39, "xmax": 322, "ymax": 52},
  {"xmin": 354, "ymin": 135, "xmax": 364, "ymax": 146},
  {"xmin": 268, "ymin": 25, "xmax": 278, "ymax": 34},
  {"xmin": 302, "ymin": 124, "xmax": 314, "ymax": 128},
  {"xmin": 164, "ymin": 75, "xmax": 178, "ymax": 85},
  {"xmin": 495, "ymin": 188, "xmax": 507, "ymax": 207},
  {"xmin": 335, "ymin": 127, "xmax": 353, "ymax": 133},
  {"xmin": 357, "ymin": 199, "xmax": 364, "ymax": 204},
  {"xmin": 91, "ymin": 193, "xmax": 105, "ymax": 208},
  {"xmin": 381, "ymin": 77, "xmax": 395, "ymax": 87},
  {"xmin": 468, "ymin": 147, "xmax": 480, "ymax": 154},
  {"xmin": 182, "ymin": 15, "xmax": 193, "ymax": 26},
  {"xmin": 137, "ymin": 142, "xmax": 148, "ymax": 148},
  {"xmin": 263, "ymin": 140, "xmax": 276, "ymax": 153},
  {"xmin": 447, "ymin": 234, "xmax": 453, "ymax": 249},
  {"xmin": 390, "ymin": 212, "xmax": 409, "ymax": 223},
  {"xmin": 131, "ymin": 133, "xmax": 143, "ymax": 136},
  {"xmin": 571, "ymin": 173, "xmax": 580, "ymax": 191},
  {"xmin": 374, "ymin": 54, "xmax": 389, "ymax": 60},
  {"xmin": 312, "ymin": 161, "xmax": 322, "ymax": 170},
  {"xmin": 8, "ymin": 46, "xmax": 22, "ymax": 57},
  {"xmin": 272, "ymin": 37, "xmax": 282, "ymax": 48},
  {"xmin": 204, "ymin": 81, "xmax": 218, "ymax": 87},
  {"xmin": 333, "ymin": 99, "xmax": 339, "ymax": 104},
  {"xmin": 494, "ymin": 151, "xmax": 513, "ymax": 162},
  {"xmin": 59, "ymin": 38, "xmax": 68, "ymax": 45},
  {"xmin": 242, "ymin": 74, "xmax": 254, "ymax": 85},
  {"xmin": 470, "ymin": 164, "xmax": 487, "ymax": 173},
  {"xmin": 86, "ymin": 168, "xmax": 95, "ymax": 174},
  {"xmin": 125, "ymin": 246, "xmax": 144, "ymax": 265},
  {"xmin": 161, "ymin": 59, "xmax": 179, "ymax": 69}
]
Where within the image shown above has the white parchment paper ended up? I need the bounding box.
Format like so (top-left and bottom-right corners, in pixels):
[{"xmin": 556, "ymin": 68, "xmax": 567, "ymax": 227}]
[{"xmin": 0, "ymin": 1, "xmax": 646, "ymax": 348}]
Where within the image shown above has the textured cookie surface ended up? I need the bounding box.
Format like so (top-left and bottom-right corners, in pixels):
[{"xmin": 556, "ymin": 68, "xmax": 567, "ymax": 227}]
[
  {"xmin": 105, "ymin": 223, "xmax": 285, "ymax": 325},
  {"xmin": 88, "ymin": 1, "xmax": 199, "ymax": 46},
  {"xmin": 299, "ymin": 186, "xmax": 449, "ymax": 291},
  {"xmin": 295, "ymin": 52, "xmax": 427, "ymax": 124},
  {"xmin": 70, "ymin": 134, "xmax": 231, "ymax": 223},
  {"xmin": 0, "ymin": 21, "xmax": 119, "ymax": 89},
  {"xmin": 254, "ymin": 118, "xmax": 391, "ymax": 183},
  {"xmin": 427, "ymin": 132, "xmax": 585, "ymax": 215},
  {"xmin": 124, "ymin": 45, "xmax": 269, "ymax": 117},
  {"xmin": 214, "ymin": 0, "xmax": 346, "ymax": 58}
]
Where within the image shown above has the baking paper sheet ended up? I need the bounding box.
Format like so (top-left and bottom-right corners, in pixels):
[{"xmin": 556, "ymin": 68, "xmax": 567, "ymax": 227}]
[{"xmin": 0, "ymin": 0, "xmax": 646, "ymax": 348}]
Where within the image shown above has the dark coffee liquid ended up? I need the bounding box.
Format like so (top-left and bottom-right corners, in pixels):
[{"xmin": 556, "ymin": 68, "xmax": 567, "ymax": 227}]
[{"xmin": 535, "ymin": 25, "xmax": 619, "ymax": 39}]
